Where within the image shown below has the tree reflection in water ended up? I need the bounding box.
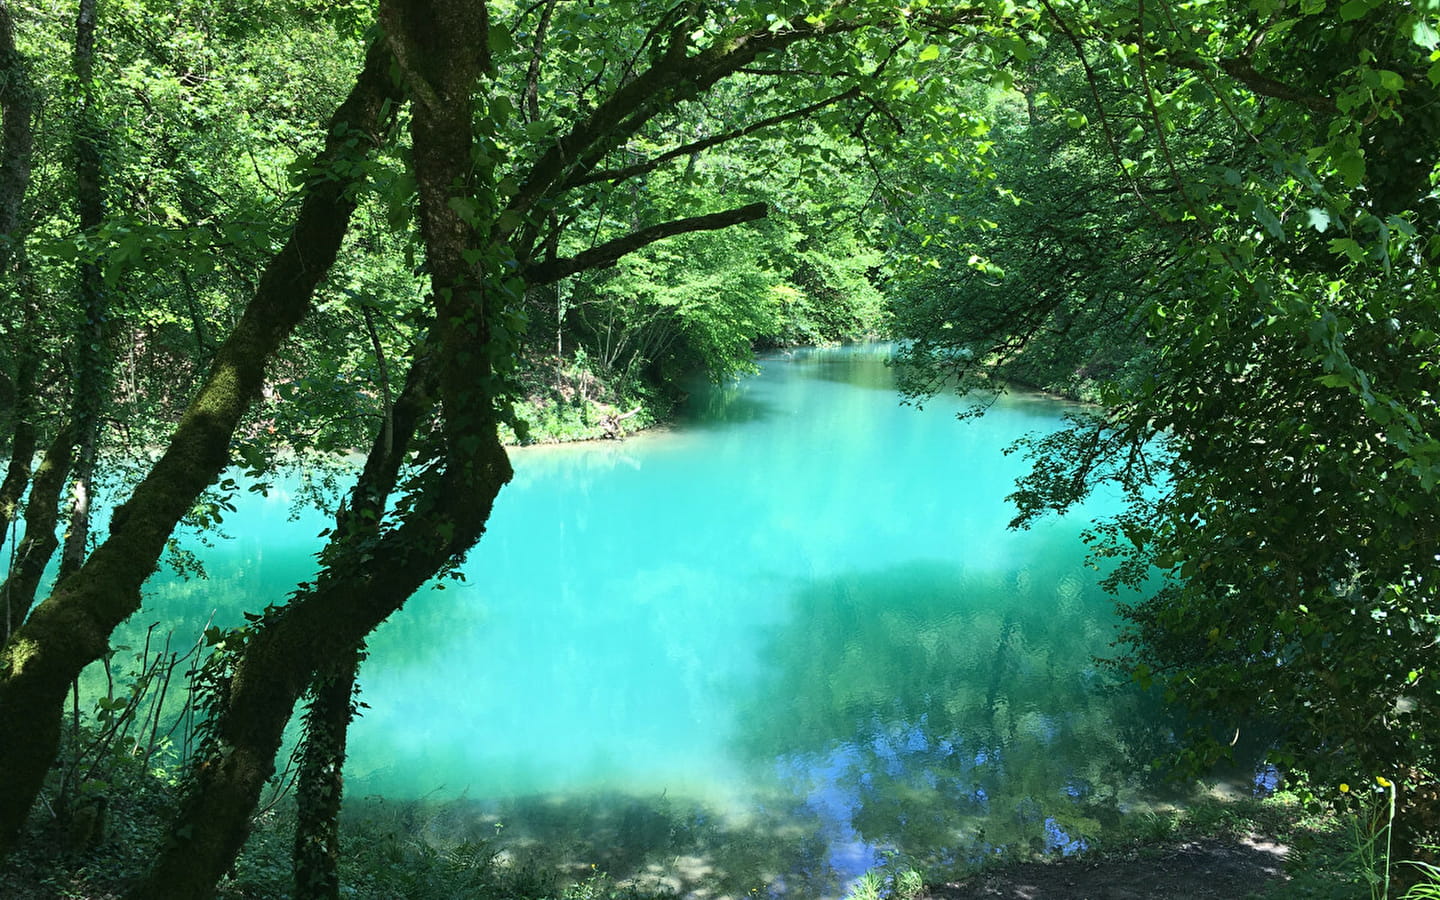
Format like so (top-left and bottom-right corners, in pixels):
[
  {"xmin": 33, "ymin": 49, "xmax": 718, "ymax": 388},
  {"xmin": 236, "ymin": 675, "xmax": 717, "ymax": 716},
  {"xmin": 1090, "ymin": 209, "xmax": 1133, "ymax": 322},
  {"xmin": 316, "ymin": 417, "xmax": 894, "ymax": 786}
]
[{"xmin": 735, "ymin": 556, "xmax": 1180, "ymax": 887}]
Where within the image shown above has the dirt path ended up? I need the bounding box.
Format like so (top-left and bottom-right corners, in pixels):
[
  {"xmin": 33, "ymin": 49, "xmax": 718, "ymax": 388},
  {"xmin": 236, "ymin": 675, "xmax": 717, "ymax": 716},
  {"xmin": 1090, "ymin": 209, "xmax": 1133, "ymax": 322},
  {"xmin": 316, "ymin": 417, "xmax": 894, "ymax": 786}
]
[{"xmin": 925, "ymin": 835, "xmax": 1291, "ymax": 899}]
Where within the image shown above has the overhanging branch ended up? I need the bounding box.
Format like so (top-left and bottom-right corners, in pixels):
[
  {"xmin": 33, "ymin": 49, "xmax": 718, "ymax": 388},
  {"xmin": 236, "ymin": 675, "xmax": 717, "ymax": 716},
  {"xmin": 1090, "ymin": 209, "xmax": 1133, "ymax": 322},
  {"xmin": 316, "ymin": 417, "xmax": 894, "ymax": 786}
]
[
  {"xmin": 1216, "ymin": 58, "xmax": 1336, "ymax": 114},
  {"xmin": 507, "ymin": 5, "xmax": 966, "ymax": 222},
  {"xmin": 523, "ymin": 201, "xmax": 769, "ymax": 284},
  {"xmin": 568, "ymin": 87, "xmax": 861, "ymax": 189}
]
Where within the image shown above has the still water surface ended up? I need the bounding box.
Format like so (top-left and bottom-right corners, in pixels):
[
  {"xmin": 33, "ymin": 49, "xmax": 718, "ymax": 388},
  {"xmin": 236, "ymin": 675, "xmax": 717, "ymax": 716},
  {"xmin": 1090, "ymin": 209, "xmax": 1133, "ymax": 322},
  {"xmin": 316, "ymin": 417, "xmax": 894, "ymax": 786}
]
[{"xmin": 137, "ymin": 344, "xmax": 1167, "ymax": 896}]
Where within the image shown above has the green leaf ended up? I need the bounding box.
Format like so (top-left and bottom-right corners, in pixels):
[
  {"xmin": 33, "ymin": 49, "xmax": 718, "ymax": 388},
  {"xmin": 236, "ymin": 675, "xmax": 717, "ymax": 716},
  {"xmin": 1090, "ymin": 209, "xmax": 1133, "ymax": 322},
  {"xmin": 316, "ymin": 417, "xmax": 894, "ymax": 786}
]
[
  {"xmin": 1415, "ymin": 19, "xmax": 1440, "ymax": 50},
  {"xmin": 1133, "ymin": 664, "xmax": 1153, "ymax": 691},
  {"xmin": 1253, "ymin": 203, "xmax": 1284, "ymax": 239},
  {"xmin": 1338, "ymin": 0, "xmax": 1376, "ymax": 20},
  {"xmin": 487, "ymin": 25, "xmax": 516, "ymax": 55},
  {"xmin": 1328, "ymin": 237, "xmax": 1367, "ymax": 262},
  {"xmin": 1334, "ymin": 151, "xmax": 1366, "ymax": 187},
  {"xmin": 237, "ymin": 444, "xmax": 267, "ymax": 472},
  {"xmin": 488, "ymin": 95, "xmax": 516, "ymax": 125},
  {"xmin": 497, "ymin": 209, "xmax": 523, "ymax": 233},
  {"xmin": 447, "ymin": 196, "xmax": 483, "ymax": 225},
  {"xmin": 918, "ymin": 44, "xmax": 941, "ymax": 62}
]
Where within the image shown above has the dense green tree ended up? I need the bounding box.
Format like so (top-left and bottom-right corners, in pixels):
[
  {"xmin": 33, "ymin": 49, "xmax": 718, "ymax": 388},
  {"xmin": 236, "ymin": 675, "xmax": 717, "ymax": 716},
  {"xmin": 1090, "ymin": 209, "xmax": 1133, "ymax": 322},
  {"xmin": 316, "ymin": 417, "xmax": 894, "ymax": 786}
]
[
  {"xmin": 896, "ymin": 0, "xmax": 1440, "ymax": 843},
  {"xmin": 0, "ymin": 1, "xmax": 1029, "ymax": 896},
  {"xmin": 0, "ymin": 0, "xmax": 403, "ymax": 860},
  {"xmin": 889, "ymin": 47, "xmax": 1170, "ymax": 404},
  {"xmin": 4, "ymin": 0, "xmax": 1431, "ymax": 894}
]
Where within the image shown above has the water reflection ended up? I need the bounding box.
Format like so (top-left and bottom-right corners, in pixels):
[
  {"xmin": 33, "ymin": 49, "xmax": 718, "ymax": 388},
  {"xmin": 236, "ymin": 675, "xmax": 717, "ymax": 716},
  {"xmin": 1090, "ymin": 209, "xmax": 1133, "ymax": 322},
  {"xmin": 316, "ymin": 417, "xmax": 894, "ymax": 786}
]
[
  {"xmin": 731, "ymin": 559, "xmax": 1158, "ymax": 888},
  {"xmin": 782, "ymin": 344, "xmax": 903, "ymax": 393},
  {"xmin": 680, "ymin": 380, "xmax": 780, "ymax": 430},
  {"xmin": 90, "ymin": 344, "xmax": 1189, "ymax": 897}
]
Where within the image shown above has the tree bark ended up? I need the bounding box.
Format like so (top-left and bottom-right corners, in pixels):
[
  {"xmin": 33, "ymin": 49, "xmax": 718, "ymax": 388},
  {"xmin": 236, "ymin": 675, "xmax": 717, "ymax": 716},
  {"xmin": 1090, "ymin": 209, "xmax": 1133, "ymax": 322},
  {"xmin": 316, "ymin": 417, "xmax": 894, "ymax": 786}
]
[
  {"xmin": 292, "ymin": 349, "xmax": 438, "ymax": 900},
  {"xmin": 291, "ymin": 643, "xmax": 362, "ymax": 900},
  {"xmin": 0, "ymin": 0, "xmax": 36, "ymax": 543},
  {"xmin": 0, "ymin": 36, "xmax": 401, "ymax": 857},
  {"xmin": 1, "ymin": 424, "xmax": 75, "ymax": 643},
  {"xmin": 59, "ymin": 0, "xmax": 109, "ymax": 582}
]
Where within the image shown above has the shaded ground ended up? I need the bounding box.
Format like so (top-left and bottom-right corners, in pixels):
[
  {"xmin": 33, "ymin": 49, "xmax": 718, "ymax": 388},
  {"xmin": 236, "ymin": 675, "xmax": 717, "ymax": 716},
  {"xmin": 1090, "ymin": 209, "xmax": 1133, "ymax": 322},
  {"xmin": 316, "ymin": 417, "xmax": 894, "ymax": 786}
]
[
  {"xmin": 926, "ymin": 835, "xmax": 1292, "ymax": 899},
  {"xmin": 3, "ymin": 787, "xmax": 1361, "ymax": 899}
]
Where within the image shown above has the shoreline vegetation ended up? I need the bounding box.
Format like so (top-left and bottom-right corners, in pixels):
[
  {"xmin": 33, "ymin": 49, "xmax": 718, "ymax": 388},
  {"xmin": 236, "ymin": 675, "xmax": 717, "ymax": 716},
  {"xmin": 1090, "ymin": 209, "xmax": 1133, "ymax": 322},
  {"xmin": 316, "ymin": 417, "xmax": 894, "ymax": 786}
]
[
  {"xmin": 501, "ymin": 339, "xmax": 871, "ymax": 447},
  {"xmin": 0, "ymin": 747, "xmax": 1364, "ymax": 900},
  {"xmin": 502, "ymin": 339, "xmax": 1102, "ymax": 451}
]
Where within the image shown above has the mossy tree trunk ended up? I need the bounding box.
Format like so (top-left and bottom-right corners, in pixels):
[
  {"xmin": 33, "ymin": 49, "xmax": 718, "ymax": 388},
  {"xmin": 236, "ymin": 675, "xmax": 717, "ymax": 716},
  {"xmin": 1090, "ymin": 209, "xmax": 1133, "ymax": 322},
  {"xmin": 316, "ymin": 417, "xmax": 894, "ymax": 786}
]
[
  {"xmin": 291, "ymin": 645, "xmax": 362, "ymax": 900},
  {"xmin": 0, "ymin": 36, "xmax": 402, "ymax": 857},
  {"xmin": 292, "ymin": 349, "xmax": 440, "ymax": 900},
  {"xmin": 0, "ymin": 0, "xmax": 37, "ymax": 546}
]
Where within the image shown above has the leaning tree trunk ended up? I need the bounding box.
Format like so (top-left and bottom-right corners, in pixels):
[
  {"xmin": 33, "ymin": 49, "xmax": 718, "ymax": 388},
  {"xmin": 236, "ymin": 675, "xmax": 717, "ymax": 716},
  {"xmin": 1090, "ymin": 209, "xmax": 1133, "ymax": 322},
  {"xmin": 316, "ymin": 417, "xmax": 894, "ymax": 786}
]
[
  {"xmin": 292, "ymin": 347, "xmax": 439, "ymax": 900},
  {"xmin": 133, "ymin": 5, "xmax": 515, "ymax": 895},
  {"xmin": 0, "ymin": 37, "xmax": 401, "ymax": 857}
]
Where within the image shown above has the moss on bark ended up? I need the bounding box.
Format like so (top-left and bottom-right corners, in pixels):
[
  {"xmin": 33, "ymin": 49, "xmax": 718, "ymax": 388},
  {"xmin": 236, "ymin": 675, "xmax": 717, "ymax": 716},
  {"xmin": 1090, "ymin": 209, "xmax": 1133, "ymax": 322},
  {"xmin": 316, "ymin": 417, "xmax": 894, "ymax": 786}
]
[{"xmin": 0, "ymin": 36, "xmax": 402, "ymax": 857}]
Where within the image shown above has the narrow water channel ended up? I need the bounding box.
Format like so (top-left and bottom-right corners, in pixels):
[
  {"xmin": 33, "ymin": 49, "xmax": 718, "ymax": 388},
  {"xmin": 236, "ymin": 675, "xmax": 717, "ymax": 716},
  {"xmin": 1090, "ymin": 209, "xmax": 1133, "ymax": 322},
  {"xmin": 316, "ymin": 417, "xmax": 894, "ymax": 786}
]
[{"xmin": 133, "ymin": 344, "xmax": 1171, "ymax": 896}]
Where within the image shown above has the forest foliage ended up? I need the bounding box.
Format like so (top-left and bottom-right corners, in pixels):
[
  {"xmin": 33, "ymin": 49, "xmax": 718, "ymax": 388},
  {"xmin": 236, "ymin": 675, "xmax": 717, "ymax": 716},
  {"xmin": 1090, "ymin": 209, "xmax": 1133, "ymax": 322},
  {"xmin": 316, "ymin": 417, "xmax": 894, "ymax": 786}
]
[
  {"xmin": 892, "ymin": 0, "xmax": 1440, "ymax": 855},
  {"xmin": 0, "ymin": 0, "xmax": 1436, "ymax": 897}
]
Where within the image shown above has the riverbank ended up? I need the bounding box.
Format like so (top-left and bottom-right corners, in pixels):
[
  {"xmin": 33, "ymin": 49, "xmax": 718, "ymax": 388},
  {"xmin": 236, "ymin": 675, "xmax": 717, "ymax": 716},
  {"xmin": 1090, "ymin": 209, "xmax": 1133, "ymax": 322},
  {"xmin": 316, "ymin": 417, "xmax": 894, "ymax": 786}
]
[
  {"xmin": 919, "ymin": 793, "xmax": 1360, "ymax": 899},
  {"xmin": 500, "ymin": 370, "xmax": 671, "ymax": 446},
  {"xmin": 0, "ymin": 784, "xmax": 1364, "ymax": 899}
]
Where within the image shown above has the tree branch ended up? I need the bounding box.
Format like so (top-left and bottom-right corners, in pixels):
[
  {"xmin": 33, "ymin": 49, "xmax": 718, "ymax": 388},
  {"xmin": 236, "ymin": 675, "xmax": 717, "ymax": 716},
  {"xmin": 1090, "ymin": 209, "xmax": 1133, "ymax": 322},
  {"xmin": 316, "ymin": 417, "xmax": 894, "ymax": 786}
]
[
  {"xmin": 522, "ymin": 0, "xmax": 558, "ymax": 122},
  {"xmin": 568, "ymin": 86, "xmax": 861, "ymax": 189},
  {"xmin": 0, "ymin": 36, "xmax": 402, "ymax": 857},
  {"xmin": 523, "ymin": 201, "xmax": 769, "ymax": 284},
  {"xmin": 506, "ymin": 11, "xmax": 904, "ymax": 225},
  {"xmin": 1215, "ymin": 58, "xmax": 1336, "ymax": 114}
]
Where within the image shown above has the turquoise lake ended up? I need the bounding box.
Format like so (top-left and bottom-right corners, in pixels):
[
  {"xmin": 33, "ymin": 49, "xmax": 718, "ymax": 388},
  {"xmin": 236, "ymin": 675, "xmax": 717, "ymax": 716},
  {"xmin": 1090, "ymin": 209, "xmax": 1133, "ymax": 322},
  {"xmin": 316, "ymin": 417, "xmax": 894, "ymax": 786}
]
[{"xmin": 128, "ymin": 344, "xmax": 1173, "ymax": 897}]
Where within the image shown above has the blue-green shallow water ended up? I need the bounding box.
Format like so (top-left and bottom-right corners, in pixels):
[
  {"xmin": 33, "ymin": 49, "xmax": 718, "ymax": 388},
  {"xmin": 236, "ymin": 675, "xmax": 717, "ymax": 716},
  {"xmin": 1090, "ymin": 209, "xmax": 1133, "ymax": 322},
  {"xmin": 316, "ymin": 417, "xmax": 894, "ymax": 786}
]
[{"xmin": 125, "ymin": 344, "xmax": 1170, "ymax": 896}]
